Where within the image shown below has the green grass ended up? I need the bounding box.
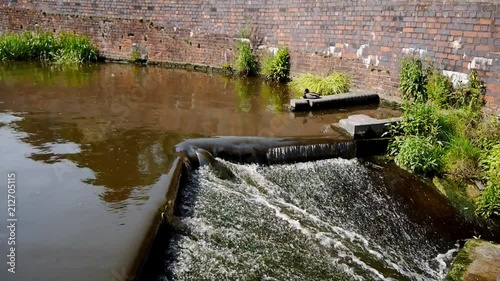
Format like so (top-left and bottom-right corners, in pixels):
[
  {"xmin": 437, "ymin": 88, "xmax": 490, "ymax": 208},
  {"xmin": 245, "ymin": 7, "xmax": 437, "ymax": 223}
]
[
  {"xmin": 288, "ymin": 73, "xmax": 351, "ymax": 97},
  {"xmin": 443, "ymin": 135, "xmax": 482, "ymax": 181},
  {"xmin": 0, "ymin": 28, "xmax": 98, "ymax": 63}
]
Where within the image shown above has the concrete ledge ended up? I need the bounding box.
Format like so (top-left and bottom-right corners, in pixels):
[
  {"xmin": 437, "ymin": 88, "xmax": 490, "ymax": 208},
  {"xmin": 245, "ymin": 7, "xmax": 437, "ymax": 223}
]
[
  {"xmin": 290, "ymin": 92, "xmax": 380, "ymax": 111},
  {"xmin": 338, "ymin": 114, "xmax": 402, "ymax": 139}
]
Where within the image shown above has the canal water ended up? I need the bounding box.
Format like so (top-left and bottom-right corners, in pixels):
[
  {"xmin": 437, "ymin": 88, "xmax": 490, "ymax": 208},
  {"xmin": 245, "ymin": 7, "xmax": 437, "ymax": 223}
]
[{"xmin": 0, "ymin": 62, "xmax": 401, "ymax": 281}]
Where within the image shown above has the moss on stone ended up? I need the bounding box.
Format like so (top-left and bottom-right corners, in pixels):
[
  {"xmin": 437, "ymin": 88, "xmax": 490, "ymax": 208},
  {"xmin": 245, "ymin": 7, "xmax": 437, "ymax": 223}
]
[
  {"xmin": 446, "ymin": 239, "xmax": 481, "ymax": 281},
  {"xmin": 432, "ymin": 177, "xmax": 478, "ymax": 222}
]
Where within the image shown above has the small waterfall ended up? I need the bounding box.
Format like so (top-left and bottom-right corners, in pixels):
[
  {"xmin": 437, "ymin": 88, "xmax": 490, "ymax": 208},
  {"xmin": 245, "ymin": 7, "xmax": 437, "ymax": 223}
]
[
  {"xmin": 266, "ymin": 142, "xmax": 355, "ymax": 164},
  {"xmin": 155, "ymin": 158, "xmax": 470, "ymax": 281}
]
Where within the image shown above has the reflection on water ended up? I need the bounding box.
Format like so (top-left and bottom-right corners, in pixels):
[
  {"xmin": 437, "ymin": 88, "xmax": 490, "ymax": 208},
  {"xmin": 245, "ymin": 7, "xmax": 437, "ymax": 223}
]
[
  {"xmin": 0, "ymin": 62, "xmax": 401, "ymax": 208},
  {"xmin": 0, "ymin": 62, "xmax": 400, "ymax": 281}
]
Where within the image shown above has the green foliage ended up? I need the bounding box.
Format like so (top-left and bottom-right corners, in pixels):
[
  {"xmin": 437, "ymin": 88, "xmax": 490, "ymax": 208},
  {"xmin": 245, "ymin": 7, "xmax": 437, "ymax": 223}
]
[
  {"xmin": 455, "ymin": 70, "xmax": 486, "ymax": 112},
  {"xmin": 482, "ymin": 144, "xmax": 500, "ymax": 185},
  {"xmin": 0, "ymin": 28, "xmax": 98, "ymax": 63},
  {"xmin": 288, "ymin": 73, "xmax": 351, "ymax": 96},
  {"xmin": 436, "ymin": 109, "xmax": 473, "ymax": 141},
  {"xmin": 443, "ymin": 135, "xmax": 482, "ymax": 181},
  {"xmin": 394, "ymin": 136, "xmax": 443, "ymax": 176},
  {"xmin": 130, "ymin": 46, "xmax": 140, "ymax": 62},
  {"xmin": 221, "ymin": 62, "xmax": 233, "ymax": 72},
  {"xmin": 395, "ymin": 57, "xmax": 499, "ymax": 219},
  {"xmin": 475, "ymin": 183, "xmax": 500, "ymax": 219},
  {"xmin": 399, "ymin": 57, "xmax": 427, "ymax": 102},
  {"xmin": 234, "ymin": 41, "xmax": 258, "ymax": 76},
  {"xmin": 261, "ymin": 47, "xmax": 290, "ymax": 82},
  {"xmin": 400, "ymin": 102, "xmax": 441, "ymax": 138},
  {"xmin": 468, "ymin": 115, "xmax": 500, "ymax": 151},
  {"xmin": 426, "ymin": 73, "xmax": 455, "ymax": 108}
]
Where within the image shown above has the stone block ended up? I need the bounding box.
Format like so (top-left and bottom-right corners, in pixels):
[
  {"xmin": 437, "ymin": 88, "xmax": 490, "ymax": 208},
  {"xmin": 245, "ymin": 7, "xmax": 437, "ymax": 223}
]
[{"xmin": 338, "ymin": 114, "xmax": 402, "ymax": 139}]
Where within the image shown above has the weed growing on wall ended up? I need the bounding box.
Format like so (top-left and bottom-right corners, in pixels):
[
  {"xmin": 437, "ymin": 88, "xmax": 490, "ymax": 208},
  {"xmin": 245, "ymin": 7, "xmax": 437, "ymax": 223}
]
[
  {"xmin": 261, "ymin": 47, "xmax": 290, "ymax": 82},
  {"xmin": 0, "ymin": 27, "xmax": 98, "ymax": 63},
  {"xmin": 234, "ymin": 41, "xmax": 258, "ymax": 77}
]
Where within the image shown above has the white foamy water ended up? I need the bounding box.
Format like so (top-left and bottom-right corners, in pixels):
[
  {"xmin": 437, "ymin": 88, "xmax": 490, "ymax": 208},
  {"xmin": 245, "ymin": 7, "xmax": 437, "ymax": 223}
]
[{"xmin": 165, "ymin": 158, "xmax": 460, "ymax": 281}]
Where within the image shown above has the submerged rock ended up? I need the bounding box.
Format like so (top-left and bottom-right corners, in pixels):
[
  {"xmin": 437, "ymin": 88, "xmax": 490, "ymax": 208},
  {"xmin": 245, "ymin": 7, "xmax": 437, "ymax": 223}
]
[{"xmin": 447, "ymin": 239, "xmax": 500, "ymax": 281}]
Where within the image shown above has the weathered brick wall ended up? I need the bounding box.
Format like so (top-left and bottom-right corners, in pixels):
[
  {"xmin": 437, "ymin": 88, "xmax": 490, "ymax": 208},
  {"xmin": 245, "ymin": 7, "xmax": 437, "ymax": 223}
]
[{"xmin": 1, "ymin": 0, "xmax": 499, "ymax": 107}]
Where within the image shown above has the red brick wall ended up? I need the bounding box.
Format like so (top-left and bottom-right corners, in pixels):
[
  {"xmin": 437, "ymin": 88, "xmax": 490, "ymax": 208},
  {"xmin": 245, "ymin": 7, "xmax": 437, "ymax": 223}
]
[{"xmin": 1, "ymin": 1, "xmax": 499, "ymax": 107}]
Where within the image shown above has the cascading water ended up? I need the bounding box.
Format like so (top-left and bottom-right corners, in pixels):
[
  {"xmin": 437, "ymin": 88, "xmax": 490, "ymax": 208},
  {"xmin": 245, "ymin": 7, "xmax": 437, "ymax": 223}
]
[
  {"xmin": 266, "ymin": 142, "xmax": 355, "ymax": 164},
  {"xmin": 157, "ymin": 158, "xmax": 470, "ymax": 281}
]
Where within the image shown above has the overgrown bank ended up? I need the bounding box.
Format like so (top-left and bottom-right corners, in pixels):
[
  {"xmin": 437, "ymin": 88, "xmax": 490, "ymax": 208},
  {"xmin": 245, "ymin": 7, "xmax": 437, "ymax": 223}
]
[{"xmin": 387, "ymin": 57, "xmax": 500, "ymax": 223}]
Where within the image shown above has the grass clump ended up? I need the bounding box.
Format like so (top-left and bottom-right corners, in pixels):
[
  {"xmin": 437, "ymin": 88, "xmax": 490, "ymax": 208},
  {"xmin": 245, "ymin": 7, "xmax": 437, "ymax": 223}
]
[
  {"xmin": 288, "ymin": 73, "xmax": 351, "ymax": 96},
  {"xmin": 0, "ymin": 27, "xmax": 98, "ymax": 63},
  {"xmin": 234, "ymin": 41, "xmax": 258, "ymax": 77},
  {"xmin": 443, "ymin": 135, "xmax": 482, "ymax": 182},
  {"xmin": 261, "ymin": 47, "xmax": 290, "ymax": 82}
]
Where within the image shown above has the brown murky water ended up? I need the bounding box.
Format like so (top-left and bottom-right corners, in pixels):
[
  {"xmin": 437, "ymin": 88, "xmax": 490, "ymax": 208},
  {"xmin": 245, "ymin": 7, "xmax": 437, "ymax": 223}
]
[{"xmin": 0, "ymin": 62, "xmax": 400, "ymax": 281}]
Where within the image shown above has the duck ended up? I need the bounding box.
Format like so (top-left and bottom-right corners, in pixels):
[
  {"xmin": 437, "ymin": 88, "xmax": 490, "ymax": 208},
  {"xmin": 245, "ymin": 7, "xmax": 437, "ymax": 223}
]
[{"xmin": 303, "ymin": 88, "xmax": 321, "ymax": 99}]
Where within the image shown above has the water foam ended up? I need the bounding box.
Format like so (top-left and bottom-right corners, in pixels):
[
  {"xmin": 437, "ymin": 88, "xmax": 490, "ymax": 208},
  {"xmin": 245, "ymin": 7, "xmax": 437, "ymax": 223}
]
[{"xmin": 166, "ymin": 158, "xmax": 461, "ymax": 280}]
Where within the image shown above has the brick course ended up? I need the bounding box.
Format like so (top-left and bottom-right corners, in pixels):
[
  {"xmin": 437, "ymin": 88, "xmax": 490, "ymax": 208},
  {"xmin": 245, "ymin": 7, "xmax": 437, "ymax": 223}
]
[{"xmin": 1, "ymin": 0, "xmax": 499, "ymax": 107}]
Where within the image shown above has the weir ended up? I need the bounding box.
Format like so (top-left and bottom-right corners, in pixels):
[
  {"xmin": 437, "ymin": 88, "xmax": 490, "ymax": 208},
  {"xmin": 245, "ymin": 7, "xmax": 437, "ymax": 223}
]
[
  {"xmin": 174, "ymin": 136, "xmax": 385, "ymax": 166},
  {"xmin": 137, "ymin": 136, "xmax": 496, "ymax": 281}
]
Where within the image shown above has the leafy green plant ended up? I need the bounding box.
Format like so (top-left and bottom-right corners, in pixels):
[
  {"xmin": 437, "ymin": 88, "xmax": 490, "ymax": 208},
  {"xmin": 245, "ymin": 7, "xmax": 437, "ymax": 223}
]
[
  {"xmin": 234, "ymin": 41, "xmax": 258, "ymax": 76},
  {"xmin": 288, "ymin": 73, "xmax": 351, "ymax": 96},
  {"xmin": 426, "ymin": 73, "xmax": 455, "ymax": 108},
  {"xmin": 130, "ymin": 45, "xmax": 140, "ymax": 62},
  {"xmin": 399, "ymin": 57, "xmax": 427, "ymax": 102},
  {"xmin": 443, "ymin": 135, "xmax": 482, "ymax": 181},
  {"xmin": 394, "ymin": 136, "xmax": 443, "ymax": 176},
  {"xmin": 400, "ymin": 102, "xmax": 441, "ymax": 138},
  {"xmin": 261, "ymin": 47, "xmax": 290, "ymax": 82}
]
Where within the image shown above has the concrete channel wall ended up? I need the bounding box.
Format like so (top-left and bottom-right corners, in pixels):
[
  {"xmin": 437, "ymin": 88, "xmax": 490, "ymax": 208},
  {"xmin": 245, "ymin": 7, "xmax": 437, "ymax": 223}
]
[{"xmin": 1, "ymin": 0, "xmax": 500, "ymax": 110}]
